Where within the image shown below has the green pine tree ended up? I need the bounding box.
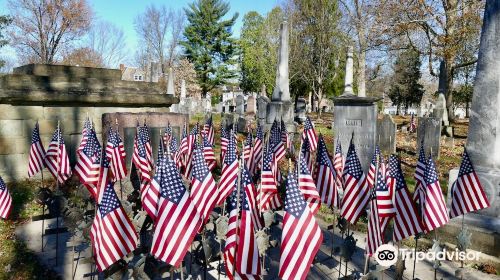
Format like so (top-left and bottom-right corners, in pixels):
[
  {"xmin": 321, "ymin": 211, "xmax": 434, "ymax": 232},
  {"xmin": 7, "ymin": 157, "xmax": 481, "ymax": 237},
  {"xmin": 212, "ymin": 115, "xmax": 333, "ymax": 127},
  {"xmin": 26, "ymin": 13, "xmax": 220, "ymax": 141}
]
[
  {"xmin": 0, "ymin": 15, "xmax": 12, "ymax": 68},
  {"xmin": 388, "ymin": 49, "xmax": 424, "ymax": 114},
  {"xmin": 182, "ymin": 0, "xmax": 238, "ymax": 97}
]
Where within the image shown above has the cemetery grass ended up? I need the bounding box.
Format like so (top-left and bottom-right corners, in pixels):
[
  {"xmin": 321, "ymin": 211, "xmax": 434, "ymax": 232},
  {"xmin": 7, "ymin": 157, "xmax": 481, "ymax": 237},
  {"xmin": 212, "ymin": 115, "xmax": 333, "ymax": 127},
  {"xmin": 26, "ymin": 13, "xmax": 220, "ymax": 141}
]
[{"xmin": 0, "ymin": 179, "xmax": 59, "ymax": 280}]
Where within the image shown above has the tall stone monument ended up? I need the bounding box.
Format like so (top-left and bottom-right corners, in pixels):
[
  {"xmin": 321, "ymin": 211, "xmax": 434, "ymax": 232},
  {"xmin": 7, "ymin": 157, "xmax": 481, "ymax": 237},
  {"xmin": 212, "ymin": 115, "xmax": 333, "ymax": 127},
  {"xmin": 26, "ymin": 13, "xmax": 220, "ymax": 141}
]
[
  {"xmin": 333, "ymin": 46, "xmax": 380, "ymax": 172},
  {"xmin": 456, "ymin": 1, "xmax": 500, "ymax": 230}
]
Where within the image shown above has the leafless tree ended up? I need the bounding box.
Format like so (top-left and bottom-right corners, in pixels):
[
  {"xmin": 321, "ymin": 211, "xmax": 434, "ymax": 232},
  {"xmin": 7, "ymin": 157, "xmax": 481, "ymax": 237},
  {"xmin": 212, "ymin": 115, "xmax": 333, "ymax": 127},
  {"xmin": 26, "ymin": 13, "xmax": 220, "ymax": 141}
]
[
  {"xmin": 87, "ymin": 20, "xmax": 128, "ymax": 68},
  {"xmin": 7, "ymin": 0, "xmax": 93, "ymax": 64}
]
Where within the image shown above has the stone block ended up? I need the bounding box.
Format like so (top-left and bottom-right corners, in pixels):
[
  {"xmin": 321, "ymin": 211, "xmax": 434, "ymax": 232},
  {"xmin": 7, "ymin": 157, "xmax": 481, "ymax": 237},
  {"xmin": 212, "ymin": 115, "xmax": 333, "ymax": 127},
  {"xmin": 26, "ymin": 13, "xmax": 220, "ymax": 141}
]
[
  {"xmin": 13, "ymin": 64, "xmax": 122, "ymax": 80},
  {"xmin": 417, "ymin": 117, "xmax": 442, "ymax": 158},
  {"xmin": 0, "ymin": 120, "xmax": 25, "ymax": 137},
  {"xmin": 0, "ymin": 104, "xmax": 44, "ymax": 120},
  {"xmin": 44, "ymin": 106, "xmax": 94, "ymax": 121},
  {"xmin": 377, "ymin": 114, "xmax": 396, "ymax": 154},
  {"xmin": 0, "ymin": 137, "xmax": 28, "ymax": 154}
]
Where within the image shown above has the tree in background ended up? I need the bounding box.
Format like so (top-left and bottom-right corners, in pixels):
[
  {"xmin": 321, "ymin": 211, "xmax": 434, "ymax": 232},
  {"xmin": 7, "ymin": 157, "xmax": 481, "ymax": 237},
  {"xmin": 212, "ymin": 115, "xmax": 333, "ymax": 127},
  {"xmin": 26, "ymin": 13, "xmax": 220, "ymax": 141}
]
[
  {"xmin": 182, "ymin": 0, "xmax": 238, "ymax": 97},
  {"xmin": 7, "ymin": 0, "xmax": 92, "ymax": 64},
  {"xmin": 387, "ymin": 49, "xmax": 424, "ymax": 114},
  {"xmin": 0, "ymin": 15, "xmax": 12, "ymax": 69},
  {"xmin": 173, "ymin": 58, "xmax": 202, "ymax": 99},
  {"xmin": 61, "ymin": 47, "xmax": 103, "ymax": 67},
  {"xmin": 134, "ymin": 5, "xmax": 184, "ymax": 71},
  {"xmin": 87, "ymin": 20, "xmax": 128, "ymax": 68}
]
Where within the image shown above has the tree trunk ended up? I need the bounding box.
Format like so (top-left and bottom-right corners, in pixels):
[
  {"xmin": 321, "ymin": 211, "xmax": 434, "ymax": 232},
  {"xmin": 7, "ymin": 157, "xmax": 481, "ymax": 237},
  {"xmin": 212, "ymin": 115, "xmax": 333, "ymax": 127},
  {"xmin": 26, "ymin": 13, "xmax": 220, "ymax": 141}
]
[{"xmin": 445, "ymin": 58, "xmax": 455, "ymax": 122}]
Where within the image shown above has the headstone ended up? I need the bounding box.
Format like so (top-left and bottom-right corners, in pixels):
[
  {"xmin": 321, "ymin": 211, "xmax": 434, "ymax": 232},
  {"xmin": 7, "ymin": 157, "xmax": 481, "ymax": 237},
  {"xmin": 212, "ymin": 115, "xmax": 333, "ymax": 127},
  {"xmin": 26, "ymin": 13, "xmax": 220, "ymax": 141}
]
[
  {"xmin": 295, "ymin": 97, "xmax": 307, "ymax": 123},
  {"xmin": 166, "ymin": 67, "xmax": 175, "ymax": 95},
  {"xmin": 235, "ymin": 95, "xmax": 245, "ymax": 115},
  {"xmin": 246, "ymin": 95, "xmax": 256, "ymax": 115},
  {"xmin": 257, "ymin": 95, "xmax": 270, "ymax": 126},
  {"xmin": 180, "ymin": 79, "xmax": 187, "ymax": 99},
  {"xmin": 333, "ymin": 46, "xmax": 380, "ymax": 171},
  {"xmin": 307, "ymin": 91, "xmax": 312, "ymax": 113},
  {"xmin": 462, "ymin": 0, "xmax": 500, "ymax": 226},
  {"xmin": 272, "ymin": 21, "xmax": 290, "ymax": 102},
  {"xmin": 416, "ymin": 117, "xmax": 442, "ymax": 158},
  {"xmin": 343, "ymin": 46, "xmax": 355, "ymax": 96},
  {"xmin": 377, "ymin": 114, "xmax": 396, "ymax": 154}
]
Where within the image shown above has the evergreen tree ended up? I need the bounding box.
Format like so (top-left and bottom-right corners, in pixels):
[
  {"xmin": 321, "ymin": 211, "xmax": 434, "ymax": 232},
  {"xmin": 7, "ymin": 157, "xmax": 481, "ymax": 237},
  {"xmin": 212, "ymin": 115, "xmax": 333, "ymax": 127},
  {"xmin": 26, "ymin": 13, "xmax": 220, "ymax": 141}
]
[
  {"xmin": 182, "ymin": 0, "xmax": 238, "ymax": 97},
  {"xmin": 388, "ymin": 49, "xmax": 424, "ymax": 114},
  {"xmin": 0, "ymin": 15, "xmax": 12, "ymax": 68}
]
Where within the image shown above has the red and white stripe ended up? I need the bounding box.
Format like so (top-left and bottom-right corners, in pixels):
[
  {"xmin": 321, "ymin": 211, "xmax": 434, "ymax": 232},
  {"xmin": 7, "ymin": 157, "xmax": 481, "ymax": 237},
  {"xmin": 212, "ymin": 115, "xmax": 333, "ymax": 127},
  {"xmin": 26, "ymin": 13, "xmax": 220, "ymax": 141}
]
[
  {"xmin": 28, "ymin": 124, "xmax": 45, "ymax": 177},
  {"xmin": 45, "ymin": 127, "xmax": 72, "ymax": 184},
  {"xmin": 0, "ymin": 179, "xmax": 12, "ymax": 219},
  {"xmin": 366, "ymin": 191, "xmax": 382, "ymax": 256},
  {"xmin": 298, "ymin": 157, "xmax": 321, "ymax": 215}
]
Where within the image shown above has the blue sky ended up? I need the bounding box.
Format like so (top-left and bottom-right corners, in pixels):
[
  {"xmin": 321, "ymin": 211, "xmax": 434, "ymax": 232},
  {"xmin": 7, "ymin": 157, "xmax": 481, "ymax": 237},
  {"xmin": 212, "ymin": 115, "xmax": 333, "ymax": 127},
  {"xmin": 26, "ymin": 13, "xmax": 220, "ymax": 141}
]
[{"xmin": 0, "ymin": 0, "xmax": 278, "ymax": 64}]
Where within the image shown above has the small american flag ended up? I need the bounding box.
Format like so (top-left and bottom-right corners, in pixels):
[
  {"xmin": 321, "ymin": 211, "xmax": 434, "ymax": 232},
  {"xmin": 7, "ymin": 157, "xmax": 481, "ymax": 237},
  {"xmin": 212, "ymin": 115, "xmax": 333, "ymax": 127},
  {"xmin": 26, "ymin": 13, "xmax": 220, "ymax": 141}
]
[
  {"xmin": 300, "ymin": 134, "xmax": 313, "ymax": 172},
  {"xmin": 90, "ymin": 171, "xmax": 138, "ymax": 272},
  {"xmin": 202, "ymin": 133, "xmax": 216, "ymax": 172},
  {"xmin": 220, "ymin": 124, "xmax": 229, "ymax": 164},
  {"xmin": 28, "ymin": 121, "xmax": 45, "ymax": 177},
  {"xmin": 142, "ymin": 146, "xmax": 165, "ymax": 220},
  {"xmin": 333, "ymin": 138, "xmax": 344, "ymax": 194},
  {"xmin": 249, "ymin": 125, "xmax": 263, "ymax": 176},
  {"xmin": 163, "ymin": 122, "xmax": 172, "ymax": 148},
  {"xmin": 413, "ymin": 140, "xmax": 427, "ymax": 219},
  {"xmin": 281, "ymin": 120, "xmax": 291, "ymax": 150},
  {"xmin": 367, "ymin": 146, "xmax": 381, "ymax": 189},
  {"xmin": 410, "ymin": 113, "xmax": 416, "ymax": 133},
  {"xmin": 74, "ymin": 128, "xmax": 101, "ymax": 197},
  {"xmin": 279, "ymin": 171, "xmax": 323, "ymax": 280},
  {"xmin": 259, "ymin": 144, "xmax": 282, "ymax": 211},
  {"xmin": 298, "ymin": 154, "xmax": 321, "ymax": 214},
  {"xmin": 388, "ymin": 155, "xmax": 423, "ymax": 242},
  {"xmin": 106, "ymin": 128, "xmax": 127, "ymax": 181},
  {"xmin": 450, "ymin": 149, "xmax": 490, "ymax": 218},
  {"xmin": 45, "ymin": 125, "xmax": 71, "ymax": 184},
  {"xmin": 423, "ymin": 155, "xmax": 449, "ymax": 231},
  {"xmin": 0, "ymin": 176, "xmax": 12, "ymax": 219},
  {"xmin": 179, "ymin": 123, "xmax": 189, "ymax": 166},
  {"xmin": 150, "ymin": 156, "xmax": 202, "ymax": 267},
  {"xmin": 77, "ymin": 117, "xmax": 92, "ymax": 153},
  {"xmin": 203, "ymin": 115, "xmax": 215, "ymax": 147},
  {"xmin": 340, "ymin": 140, "xmax": 370, "ymax": 224},
  {"xmin": 270, "ymin": 121, "xmax": 285, "ymax": 163},
  {"xmin": 243, "ymin": 133, "xmax": 253, "ymax": 169},
  {"xmin": 237, "ymin": 166, "xmax": 262, "ymax": 276},
  {"xmin": 301, "ymin": 116, "xmax": 318, "ymax": 151},
  {"xmin": 190, "ymin": 146, "xmax": 219, "ymax": 223},
  {"xmin": 313, "ymin": 135, "xmax": 339, "ymax": 208},
  {"xmin": 376, "ymin": 155, "xmax": 395, "ymax": 218},
  {"xmin": 217, "ymin": 131, "xmax": 238, "ymax": 205},
  {"xmin": 170, "ymin": 137, "xmax": 183, "ymax": 170},
  {"xmin": 132, "ymin": 124, "xmax": 153, "ymax": 183},
  {"xmin": 366, "ymin": 187, "xmax": 382, "ymax": 256},
  {"xmin": 183, "ymin": 124, "xmax": 199, "ymax": 178}
]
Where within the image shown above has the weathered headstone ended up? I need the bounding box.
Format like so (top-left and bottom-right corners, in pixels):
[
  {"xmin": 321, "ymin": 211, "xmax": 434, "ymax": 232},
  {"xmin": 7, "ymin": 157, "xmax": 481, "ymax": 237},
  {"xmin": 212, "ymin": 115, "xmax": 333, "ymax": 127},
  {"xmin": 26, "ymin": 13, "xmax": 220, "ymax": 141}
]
[
  {"xmin": 461, "ymin": 0, "xmax": 500, "ymax": 227},
  {"xmin": 333, "ymin": 46, "xmax": 380, "ymax": 171},
  {"xmin": 235, "ymin": 95, "xmax": 245, "ymax": 115},
  {"xmin": 257, "ymin": 95, "xmax": 270, "ymax": 126},
  {"xmin": 295, "ymin": 97, "xmax": 307, "ymax": 123},
  {"xmin": 246, "ymin": 95, "xmax": 256, "ymax": 115},
  {"xmin": 166, "ymin": 67, "xmax": 175, "ymax": 95},
  {"xmin": 416, "ymin": 117, "xmax": 442, "ymax": 158},
  {"xmin": 377, "ymin": 114, "xmax": 396, "ymax": 154},
  {"xmin": 272, "ymin": 21, "xmax": 290, "ymax": 102}
]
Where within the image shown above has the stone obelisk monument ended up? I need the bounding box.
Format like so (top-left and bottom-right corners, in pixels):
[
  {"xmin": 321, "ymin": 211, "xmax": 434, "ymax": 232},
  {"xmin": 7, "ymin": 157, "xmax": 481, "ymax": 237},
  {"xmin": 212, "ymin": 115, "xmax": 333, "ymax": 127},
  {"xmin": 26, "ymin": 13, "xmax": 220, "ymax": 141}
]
[
  {"xmin": 333, "ymin": 46, "xmax": 380, "ymax": 172},
  {"xmin": 452, "ymin": 1, "xmax": 500, "ymax": 230}
]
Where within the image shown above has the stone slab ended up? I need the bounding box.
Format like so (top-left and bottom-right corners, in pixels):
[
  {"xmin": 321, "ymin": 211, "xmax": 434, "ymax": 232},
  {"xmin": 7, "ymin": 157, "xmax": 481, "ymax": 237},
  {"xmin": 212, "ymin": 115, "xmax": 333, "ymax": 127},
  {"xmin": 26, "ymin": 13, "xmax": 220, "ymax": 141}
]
[
  {"xmin": 0, "ymin": 120, "xmax": 25, "ymax": 137},
  {"xmin": 0, "ymin": 104, "xmax": 44, "ymax": 120},
  {"xmin": 417, "ymin": 117, "xmax": 442, "ymax": 159},
  {"xmin": 13, "ymin": 63, "xmax": 122, "ymax": 80},
  {"xmin": 376, "ymin": 114, "xmax": 396, "ymax": 154}
]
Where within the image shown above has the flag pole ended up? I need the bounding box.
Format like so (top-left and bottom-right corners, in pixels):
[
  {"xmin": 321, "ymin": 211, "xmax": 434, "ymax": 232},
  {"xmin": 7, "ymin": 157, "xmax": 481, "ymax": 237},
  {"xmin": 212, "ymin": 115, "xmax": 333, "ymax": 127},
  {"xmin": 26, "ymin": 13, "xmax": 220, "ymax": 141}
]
[
  {"xmin": 364, "ymin": 153, "xmax": 379, "ymax": 275},
  {"xmin": 232, "ymin": 144, "xmax": 243, "ymax": 278},
  {"xmin": 55, "ymin": 120, "xmax": 61, "ymax": 267}
]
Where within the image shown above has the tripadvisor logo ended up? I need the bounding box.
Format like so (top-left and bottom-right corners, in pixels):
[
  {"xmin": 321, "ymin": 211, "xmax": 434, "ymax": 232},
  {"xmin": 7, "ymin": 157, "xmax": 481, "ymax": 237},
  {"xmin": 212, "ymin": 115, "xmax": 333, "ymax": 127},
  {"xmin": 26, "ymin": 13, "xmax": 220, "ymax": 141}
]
[{"xmin": 374, "ymin": 244, "xmax": 482, "ymax": 267}]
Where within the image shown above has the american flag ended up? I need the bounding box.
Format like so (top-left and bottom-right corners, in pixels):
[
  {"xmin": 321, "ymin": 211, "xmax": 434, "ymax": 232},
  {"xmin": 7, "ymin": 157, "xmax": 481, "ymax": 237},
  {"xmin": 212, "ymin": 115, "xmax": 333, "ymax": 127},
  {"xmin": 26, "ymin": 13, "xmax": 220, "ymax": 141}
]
[
  {"xmin": 367, "ymin": 146, "xmax": 381, "ymax": 189},
  {"xmin": 217, "ymin": 132, "xmax": 239, "ymax": 205},
  {"xmin": 365, "ymin": 186, "xmax": 382, "ymax": 256},
  {"xmin": 202, "ymin": 133, "xmax": 216, "ymax": 172},
  {"xmin": 170, "ymin": 137, "xmax": 183, "ymax": 170},
  {"xmin": 249, "ymin": 125, "xmax": 263, "ymax": 176},
  {"xmin": 243, "ymin": 133, "xmax": 253, "ymax": 169},
  {"xmin": 376, "ymin": 155, "xmax": 395, "ymax": 218},
  {"xmin": 410, "ymin": 113, "xmax": 416, "ymax": 133},
  {"xmin": 333, "ymin": 138, "xmax": 344, "ymax": 194},
  {"xmin": 90, "ymin": 164, "xmax": 138, "ymax": 272},
  {"xmin": 279, "ymin": 171, "xmax": 323, "ymax": 280},
  {"xmin": 0, "ymin": 176, "xmax": 12, "ymax": 219},
  {"xmin": 281, "ymin": 120, "xmax": 291, "ymax": 150},
  {"xmin": 183, "ymin": 124, "xmax": 199, "ymax": 178},
  {"xmin": 141, "ymin": 141, "xmax": 166, "ymax": 220},
  {"xmin": 301, "ymin": 116, "xmax": 318, "ymax": 151},
  {"xmin": 340, "ymin": 140, "xmax": 370, "ymax": 224},
  {"xmin": 270, "ymin": 121, "xmax": 285, "ymax": 163},
  {"xmin": 77, "ymin": 117, "xmax": 92, "ymax": 153},
  {"xmin": 190, "ymin": 146, "xmax": 219, "ymax": 223},
  {"xmin": 132, "ymin": 124, "xmax": 153, "ymax": 183},
  {"xmin": 298, "ymin": 154, "xmax": 321, "ymax": 214},
  {"xmin": 388, "ymin": 155, "xmax": 423, "ymax": 242},
  {"xmin": 106, "ymin": 128, "xmax": 127, "ymax": 182},
  {"xmin": 313, "ymin": 135, "xmax": 339, "ymax": 208},
  {"xmin": 259, "ymin": 144, "xmax": 282, "ymax": 211},
  {"xmin": 163, "ymin": 122, "xmax": 172, "ymax": 148},
  {"xmin": 203, "ymin": 116, "xmax": 215, "ymax": 147},
  {"xmin": 423, "ymin": 155, "xmax": 449, "ymax": 231},
  {"xmin": 236, "ymin": 166, "xmax": 262, "ymax": 276},
  {"xmin": 413, "ymin": 140, "xmax": 427, "ymax": 218},
  {"xmin": 150, "ymin": 156, "xmax": 203, "ymax": 267},
  {"xmin": 28, "ymin": 121, "xmax": 45, "ymax": 177},
  {"xmin": 45, "ymin": 125, "xmax": 71, "ymax": 184},
  {"xmin": 179, "ymin": 123, "xmax": 189, "ymax": 165},
  {"xmin": 74, "ymin": 128, "xmax": 101, "ymax": 197},
  {"xmin": 300, "ymin": 134, "xmax": 313, "ymax": 173},
  {"xmin": 450, "ymin": 149, "xmax": 490, "ymax": 218},
  {"xmin": 220, "ymin": 124, "xmax": 229, "ymax": 164}
]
